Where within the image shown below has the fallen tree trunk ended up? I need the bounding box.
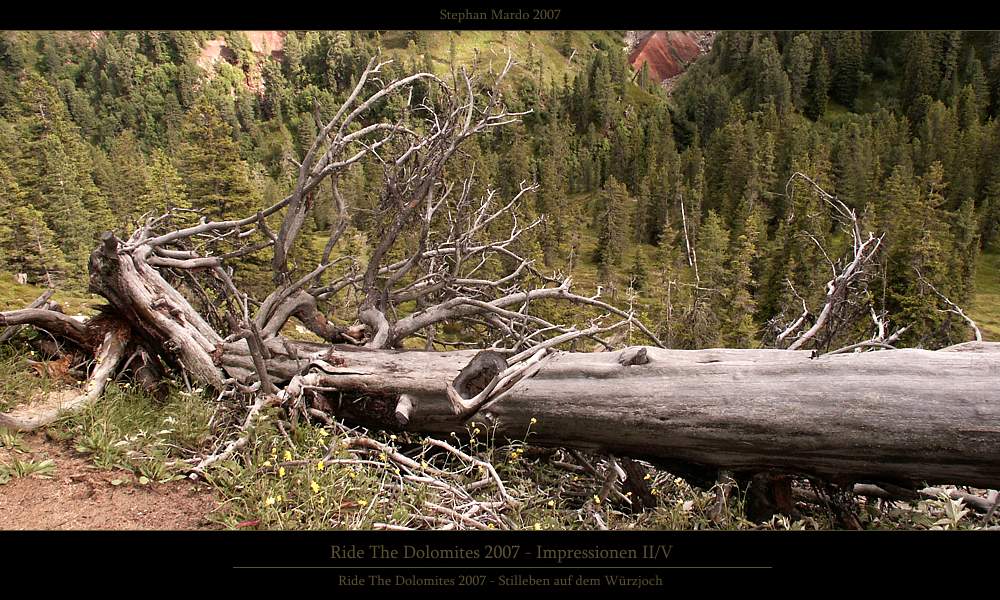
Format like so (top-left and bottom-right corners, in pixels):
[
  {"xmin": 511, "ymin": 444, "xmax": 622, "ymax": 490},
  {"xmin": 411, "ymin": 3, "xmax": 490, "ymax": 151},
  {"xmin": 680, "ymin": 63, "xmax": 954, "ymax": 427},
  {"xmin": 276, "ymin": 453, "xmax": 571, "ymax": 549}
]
[
  {"xmin": 271, "ymin": 341, "xmax": 1000, "ymax": 489},
  {"xmin": 6, "ymin": 212, "xmax": 997, "ymax": 495},
  {"xmin": 0, "ymin": 325, "xmax": 128, "ymax": 431},
  {"xmin": 59, "ymin": 238, "xmax": 1000, "ymax": 488}
]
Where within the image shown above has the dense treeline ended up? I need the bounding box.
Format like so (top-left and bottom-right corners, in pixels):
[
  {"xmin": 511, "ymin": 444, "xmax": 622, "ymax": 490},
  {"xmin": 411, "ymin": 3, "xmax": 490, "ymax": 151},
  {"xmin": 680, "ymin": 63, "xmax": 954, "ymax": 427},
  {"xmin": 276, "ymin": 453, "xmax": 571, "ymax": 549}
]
[{"xmin": 0, "ymin": 30, "xmax": 996, "ymax": 351}]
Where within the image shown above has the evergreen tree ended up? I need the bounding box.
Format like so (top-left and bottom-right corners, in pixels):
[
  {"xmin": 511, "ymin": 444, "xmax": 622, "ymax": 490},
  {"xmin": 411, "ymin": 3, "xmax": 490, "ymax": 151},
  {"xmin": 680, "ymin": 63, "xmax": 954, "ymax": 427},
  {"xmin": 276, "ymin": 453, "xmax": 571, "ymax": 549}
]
[
  {"xmin": 831, "ymin": 31, "xmax": 862, "ymax": 109},
  {"xmin": 902, "ymin": 32, "xmax": 936, "ymax": 118},
  {"xmin": 628, "ymin": 250, "xmax": 648, "ymax": 291},
  {"xmin": 11, "ymin": 73, "xmax": 112, "ymax": 279},
  {"xmin": 805, "ymin": 47, "xmax": 830, "ymax": 120},
  {"xmin": 105, "ymin": 128, "xmax": 152, "ymax": 226},
  {"xmin": 785, "ymin": 33, "xmax": 813, "ymax": 111},
  {"xmin": 177, "ymin": 96, "xmax": 256, "ymax": 220},
  {"xmin": 594, "ymin": 176, "xmax": 632, "ymax": 281},
  {"xmin": 146, "ymin": 148, "xmax": 191, "ymax": 215},
  {"xmin": 747, "ymin": 36, "xmax": 792, "ymax": 114},
  {"xmin": 687, "ymin": 210, "xmax": 730, "ymax": 348},
  {"xmin": 724, "ymin": 208, "xmax": 762, "ymax": 347},
  {"xmin": 3, "ymin": 204, "xmax": 68, "ymax": 286}
]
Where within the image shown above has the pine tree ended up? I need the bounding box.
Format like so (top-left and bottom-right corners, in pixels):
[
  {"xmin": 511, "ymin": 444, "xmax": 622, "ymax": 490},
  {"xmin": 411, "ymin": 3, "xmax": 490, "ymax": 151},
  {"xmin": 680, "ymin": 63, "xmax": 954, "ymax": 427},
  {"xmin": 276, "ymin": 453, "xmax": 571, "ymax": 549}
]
[
  {"xmin": 962, "ymin": 49, "xmax": 990, "ymax": 122},
  {"xmin": 589, "ymin": 52, "xmax": 615, "ymax": 130},
  {"xmin": 937, "ymin": 31, "xmax": 962, "ymax": 102},
  {"xmin": 3, "ymin": 204, "xmax": 68, "ymax": 286},
  {"xmin": 146, "ymin": 148, "xmax": 191, "ymax": 216},
  {"xmin": 11, "ymin": 73, "xmax": 112, "ymax": 280},
  {"xmin": 177, "ymin": 96, "xmax": 256, "ymax": 220},
  {"xmin": 105, "ymin": 128, "xmax": 152, "ymax": 226},
  {"xmin": 628, "ymin": 250, "xmax": 648, "ymax": 291},
  {"xmin": 688, "ymin": 210, "xmax": 730, "ymax": 348},
  {"xmin": 831, "ymin": 31, "xmax": 862, "ymax": 109},
  {"xmin": 724, "ymin": 209, "xmax": 761, "ymax": 347},
  {"xmin": 594, "ymin": 176, "xmax": 632, "ymax": 281},
  {"xmin": 785, "ymin": 33, "xmax": 813, "ymax": 111},
  {"xmin": 747, "ymin": 36, "xmax": 792, "ymax": 114},
  {"xmin": 902, "ymin": 32, "xmax": 936, "ymax": 117},
  {"xmin": 806, "ymin": 47, "xmax": 830, "ymax": 120}
]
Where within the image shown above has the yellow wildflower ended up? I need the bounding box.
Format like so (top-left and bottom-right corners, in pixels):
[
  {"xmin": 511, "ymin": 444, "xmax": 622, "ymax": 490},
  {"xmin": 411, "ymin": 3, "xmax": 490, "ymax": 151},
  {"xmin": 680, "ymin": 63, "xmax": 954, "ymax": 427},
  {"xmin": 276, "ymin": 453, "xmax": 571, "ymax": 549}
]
[
  {"xmin": 283, "ymin": 450, "xmax": 292, "ymax": 461},
  {"xmin": 358, "ymin": 498, "xmax": 368, "ymax": 507},
  {"xmin": 533, "ymin": 523, "xmax": 542, "ymax": 530},
  {"xmin": 265, "ymin": 496, "xmax": 276, "ymax": 506},
  {"xmin": 593, "ymin": 495, "xmax": 601, "ymax": 505},
  {"xmin": 316, "ymin": 461, "xmax": 325, "ymax": 471},
  {"xmin": 547, "ymin": 500, "xmax": 556, "ymax": 508},
  {"xmin": 310, "ymin": 480, "xmax": 320, "ymax": 494},
  {"xmin": 379, "ymin": 452, "xmax": 388, "ymax": 462},
  {"xmin": 278, "ymin": 466, "xmax": 286, "ymax": 478},
  {"xmin": 318, "ymin": 428, "xmax": 329, "ymax": 438},
  {"xmin": 530, "ymin": 417, "xmax": 537, "ymax": 425}
]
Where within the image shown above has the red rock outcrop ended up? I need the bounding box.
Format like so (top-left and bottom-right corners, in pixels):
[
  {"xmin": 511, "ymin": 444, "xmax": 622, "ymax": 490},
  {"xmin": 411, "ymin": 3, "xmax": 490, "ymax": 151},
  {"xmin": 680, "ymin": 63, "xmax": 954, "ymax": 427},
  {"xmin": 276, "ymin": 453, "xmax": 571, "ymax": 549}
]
[{"xmin": 628, "ymin": 31, "xmax": 715, "ymax": 83}]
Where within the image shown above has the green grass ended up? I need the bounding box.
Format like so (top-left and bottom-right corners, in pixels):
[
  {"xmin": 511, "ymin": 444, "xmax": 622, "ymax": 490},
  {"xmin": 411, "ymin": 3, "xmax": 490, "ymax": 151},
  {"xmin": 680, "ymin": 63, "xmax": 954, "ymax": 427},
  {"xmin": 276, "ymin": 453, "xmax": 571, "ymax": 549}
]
[
  {"xmin": 0, "ymin": 345, "xmax": 62, "ymax": 413},
  {"xmin": 0, "ymin": 271, "xmax": 100, "ymax": 315},
  {"xmin": 0, "ymin": 457, "xmax": 56, "ymax": 484},
  {"xmin": 381, "ymin": 31, "xmax": 623, "ymax": 86},
  {"xmin": 52, "ymin": 381, "xmax": 214, "ymax": 482},
  {"xmin": 969, "ymin": 250, "xmax": 1000, "ymax": 341}
]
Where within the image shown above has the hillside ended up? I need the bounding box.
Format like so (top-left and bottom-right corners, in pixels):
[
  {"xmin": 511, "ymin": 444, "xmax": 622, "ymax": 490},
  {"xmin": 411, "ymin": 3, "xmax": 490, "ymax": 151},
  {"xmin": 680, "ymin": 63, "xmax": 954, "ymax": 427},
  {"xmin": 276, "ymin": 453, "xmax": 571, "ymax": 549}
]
[
  {"xmin": 970, "ymin": 251, "xmax": 1000, "ymax": 340},
  {"xmin": 627, "ymin": 30, "xmax": 716, "ymax": 89}
]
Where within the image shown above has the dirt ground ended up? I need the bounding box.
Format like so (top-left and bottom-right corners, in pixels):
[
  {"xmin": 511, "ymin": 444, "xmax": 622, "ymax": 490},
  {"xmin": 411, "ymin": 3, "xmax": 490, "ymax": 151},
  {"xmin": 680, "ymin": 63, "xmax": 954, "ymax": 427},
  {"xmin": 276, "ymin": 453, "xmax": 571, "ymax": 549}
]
[{"xmin": 0, "ymin": 433, "xmax": 221, "ymax": 530}]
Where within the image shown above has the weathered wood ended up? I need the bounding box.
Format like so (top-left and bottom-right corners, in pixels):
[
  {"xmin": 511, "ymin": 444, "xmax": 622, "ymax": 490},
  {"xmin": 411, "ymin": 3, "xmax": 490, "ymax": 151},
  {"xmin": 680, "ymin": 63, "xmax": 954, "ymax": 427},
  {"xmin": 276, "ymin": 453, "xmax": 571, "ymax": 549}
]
[
  {"xmin": 88, "ymin": 233, "xmax": 225, "ymax": 388},
  {"xmin": 0, "ymin": 327, "xmax": 129, "ymax": 431},
  {"xmin": 0, "ymin": 306, "xmax": 89, "ymax": 347},
  {"xmin": 281, "ymin": 343, "xmax": 1000, "ymax": 488},
  {"xmin": 0, "ymin": 290, "xmax": 54, "ymax": 343}
]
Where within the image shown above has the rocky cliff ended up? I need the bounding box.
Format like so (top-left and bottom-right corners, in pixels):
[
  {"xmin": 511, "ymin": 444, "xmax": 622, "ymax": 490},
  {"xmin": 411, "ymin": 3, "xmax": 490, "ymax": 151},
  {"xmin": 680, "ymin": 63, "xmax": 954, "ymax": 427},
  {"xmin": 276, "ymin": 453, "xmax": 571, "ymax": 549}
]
[{"xmin": 627, "ymin": 30, "xmax": 715, "ymax": 88}]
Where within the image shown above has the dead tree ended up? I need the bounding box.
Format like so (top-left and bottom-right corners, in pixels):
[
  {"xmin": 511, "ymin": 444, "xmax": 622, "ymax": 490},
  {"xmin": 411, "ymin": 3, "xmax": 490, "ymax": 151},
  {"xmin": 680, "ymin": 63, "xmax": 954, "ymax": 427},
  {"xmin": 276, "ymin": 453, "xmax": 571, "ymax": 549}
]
[
  {"xmin": 773, "ymin": 172, "xmax": 890, "ymax": 352},
  {"xmin": 1, "ymin": 56, "xmax": 999, "ymax": 500}
]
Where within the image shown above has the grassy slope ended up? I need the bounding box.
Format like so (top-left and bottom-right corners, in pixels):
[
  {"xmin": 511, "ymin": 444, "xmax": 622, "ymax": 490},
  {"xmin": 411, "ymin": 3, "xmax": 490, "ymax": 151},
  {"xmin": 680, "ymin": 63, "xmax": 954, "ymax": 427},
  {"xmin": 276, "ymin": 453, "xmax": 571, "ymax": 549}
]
[
  {"xmin": 0, "ymin": 273, "xmax": 100, "ymax": 315},
  {"xmin": 968, "ymin": 251, "xmax": 1000, "ymax": 341},
  {"xmin": 381, "ymin": 31, "xmax": 623, "ymax": 84}
]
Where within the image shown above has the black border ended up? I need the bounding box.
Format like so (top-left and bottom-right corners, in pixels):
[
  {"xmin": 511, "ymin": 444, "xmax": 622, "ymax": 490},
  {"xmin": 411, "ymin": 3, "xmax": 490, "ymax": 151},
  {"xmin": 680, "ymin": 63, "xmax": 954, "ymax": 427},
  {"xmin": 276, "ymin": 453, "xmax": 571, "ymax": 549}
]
[
  {"xmin": 4, "ymin": 4, "xmax": 1000, "ymax": 30},
  {"xmin": 2, "ymin": 5, "xmax": 1000, "ymax": 588}
]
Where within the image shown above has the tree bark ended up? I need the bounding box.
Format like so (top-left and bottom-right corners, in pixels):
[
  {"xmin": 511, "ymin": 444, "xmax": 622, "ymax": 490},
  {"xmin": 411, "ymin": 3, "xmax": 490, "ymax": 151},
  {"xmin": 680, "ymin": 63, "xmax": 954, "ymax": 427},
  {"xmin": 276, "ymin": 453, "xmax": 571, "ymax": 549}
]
[
  {"xmin": 267, "ymin": 341, "xmax": 1000, "ymax": 489},
  {"xmin": 10, "ymin": 232, "xmax": 998, "ymax": 491}
]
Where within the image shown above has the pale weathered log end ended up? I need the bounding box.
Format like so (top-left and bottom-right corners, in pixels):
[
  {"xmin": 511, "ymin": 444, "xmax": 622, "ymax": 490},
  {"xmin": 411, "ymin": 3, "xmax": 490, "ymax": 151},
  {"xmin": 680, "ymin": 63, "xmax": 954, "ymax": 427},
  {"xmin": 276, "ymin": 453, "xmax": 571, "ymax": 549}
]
[{"xmin": 395, "ymin": 393, "xmax": 415, "ymax": 426}]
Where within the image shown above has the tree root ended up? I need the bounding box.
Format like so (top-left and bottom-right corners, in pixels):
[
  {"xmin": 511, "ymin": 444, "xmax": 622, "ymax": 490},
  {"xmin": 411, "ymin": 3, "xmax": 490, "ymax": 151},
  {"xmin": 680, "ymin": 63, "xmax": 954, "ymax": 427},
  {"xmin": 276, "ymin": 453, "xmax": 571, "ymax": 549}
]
[{"xmin": 0, "ymin": 328, "xmax": 128, "ymax": 431}]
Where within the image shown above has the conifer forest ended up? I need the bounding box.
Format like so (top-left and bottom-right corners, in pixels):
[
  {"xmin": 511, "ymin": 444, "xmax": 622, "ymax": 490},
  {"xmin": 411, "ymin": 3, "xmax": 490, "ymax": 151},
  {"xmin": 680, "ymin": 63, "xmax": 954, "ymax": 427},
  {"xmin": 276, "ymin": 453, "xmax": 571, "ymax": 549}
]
[{"xmin": 1, "ymin": 30, "xmax": 999, "ymax": 534}]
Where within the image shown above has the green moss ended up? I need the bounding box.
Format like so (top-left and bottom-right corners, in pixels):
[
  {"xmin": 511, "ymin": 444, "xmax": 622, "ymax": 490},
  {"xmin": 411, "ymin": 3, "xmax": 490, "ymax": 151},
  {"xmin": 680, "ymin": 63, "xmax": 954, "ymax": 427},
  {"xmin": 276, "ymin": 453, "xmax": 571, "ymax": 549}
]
[{"xmin": 0, "ymin": 272, "xmax": 100, "ymax": 316}]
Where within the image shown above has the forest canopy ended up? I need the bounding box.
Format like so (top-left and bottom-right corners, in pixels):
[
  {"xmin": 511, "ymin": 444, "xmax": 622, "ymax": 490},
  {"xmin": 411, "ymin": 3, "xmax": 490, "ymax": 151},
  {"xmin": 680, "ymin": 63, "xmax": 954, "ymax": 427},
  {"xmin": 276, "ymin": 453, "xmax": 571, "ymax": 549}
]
[{"xmin": 1, "ymin": 30, "xmax": 995, "ymax": 351}]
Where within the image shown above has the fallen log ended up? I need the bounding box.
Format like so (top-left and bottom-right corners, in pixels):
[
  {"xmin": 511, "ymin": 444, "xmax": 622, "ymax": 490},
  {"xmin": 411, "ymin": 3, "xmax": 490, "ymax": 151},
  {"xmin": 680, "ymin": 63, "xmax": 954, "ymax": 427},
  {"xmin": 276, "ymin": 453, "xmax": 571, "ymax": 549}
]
[
  {"xmin": 0, "ymin": 290, "xmax": 54, "ymax": 343},
  {"xmin": 0, "ymin": 326, "xmax": 129, "ymax": 431},
  {"xmin": 276, "ymin": 342, "xmax": 1000, "ymax": 489}
]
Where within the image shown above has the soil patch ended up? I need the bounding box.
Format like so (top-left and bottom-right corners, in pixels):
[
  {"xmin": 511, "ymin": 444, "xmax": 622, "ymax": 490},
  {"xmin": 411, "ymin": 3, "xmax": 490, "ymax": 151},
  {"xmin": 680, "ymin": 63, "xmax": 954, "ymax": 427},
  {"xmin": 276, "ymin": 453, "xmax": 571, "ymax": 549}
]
[{"xmin": 0, "ymin": 433, "xmax": 221, "ymax": 530}]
